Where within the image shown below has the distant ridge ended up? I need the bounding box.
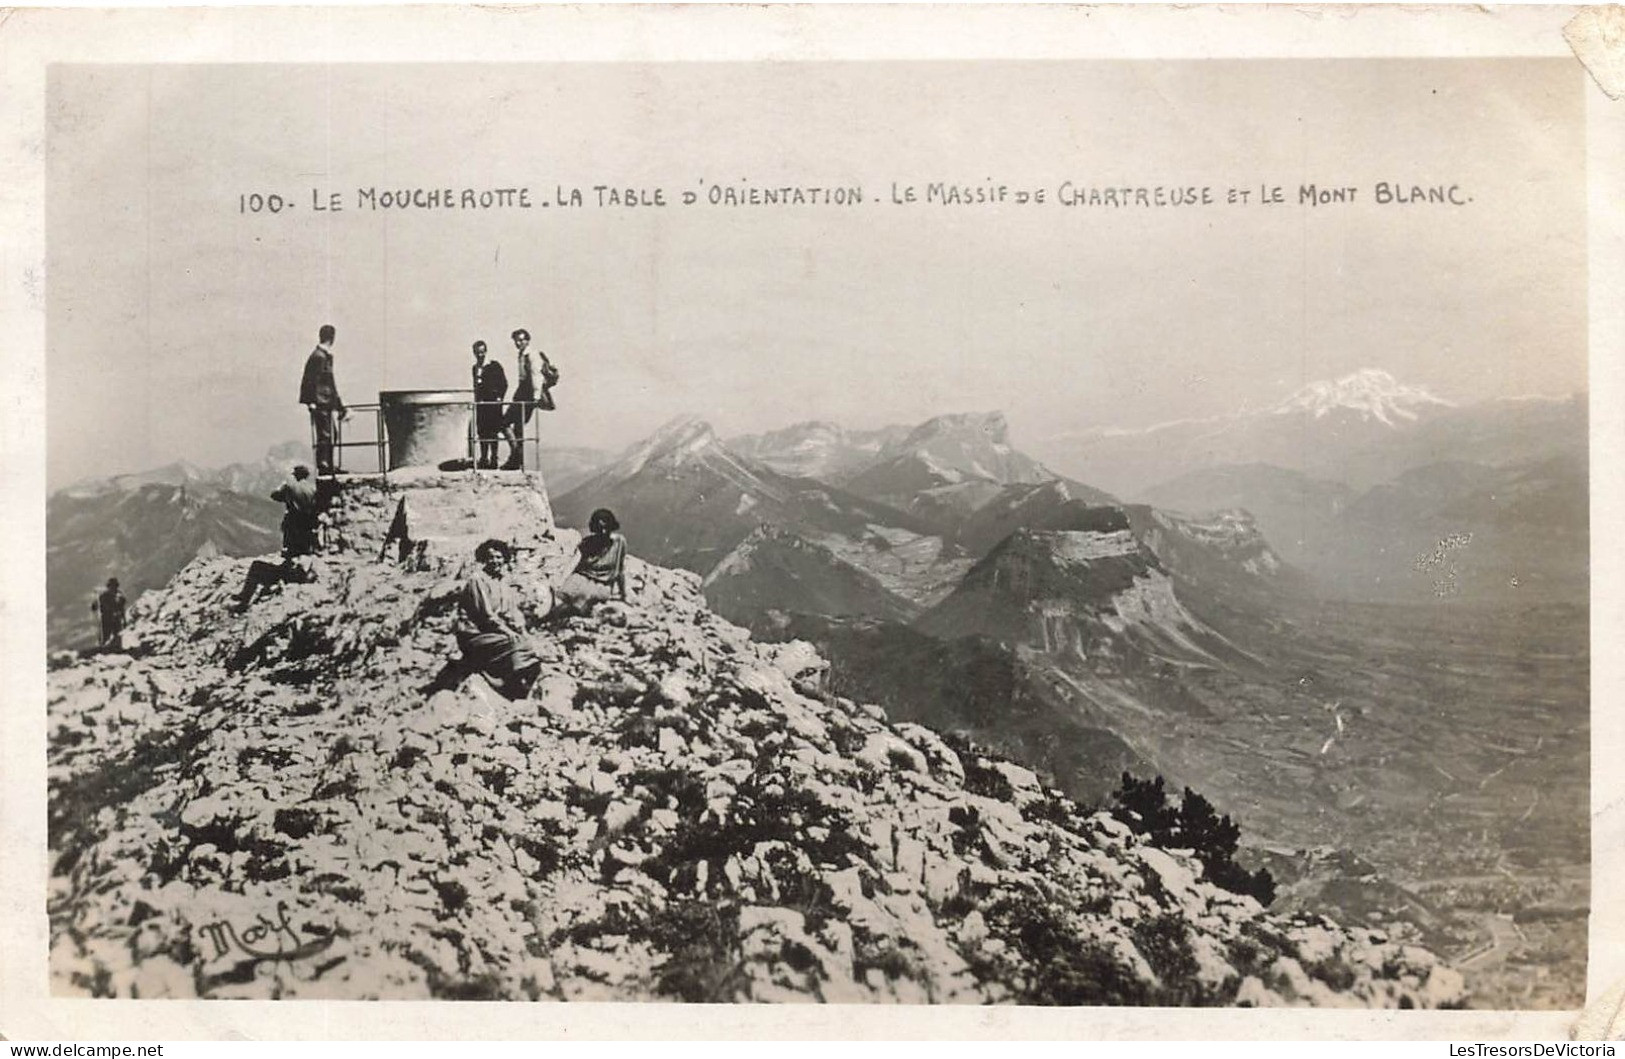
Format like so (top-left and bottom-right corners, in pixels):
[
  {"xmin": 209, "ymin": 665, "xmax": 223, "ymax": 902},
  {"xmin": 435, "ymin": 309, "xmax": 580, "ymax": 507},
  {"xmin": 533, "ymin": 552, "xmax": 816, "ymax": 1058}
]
[
  {"xmin": 1047, "ymin": 373, "xmax": 1583, "ymax": 499},
  {"xmin": 1271, "ymin": 369, "xmax": 1453, "ymax": 426}
]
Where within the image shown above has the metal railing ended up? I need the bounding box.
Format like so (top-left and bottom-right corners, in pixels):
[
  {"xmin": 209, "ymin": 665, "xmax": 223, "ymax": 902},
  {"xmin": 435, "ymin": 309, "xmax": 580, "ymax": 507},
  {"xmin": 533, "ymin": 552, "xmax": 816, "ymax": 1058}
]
[
  {"xmin": 307, "ymin": 403, "xmax": 387, "ymax": 476},
  {"xmin": 306, "ymin": 395, "xmax": 547, "ymax": 478},
  {"xmin": 469, "ymin": 395, "xmax": 546, "ymax": 471}
]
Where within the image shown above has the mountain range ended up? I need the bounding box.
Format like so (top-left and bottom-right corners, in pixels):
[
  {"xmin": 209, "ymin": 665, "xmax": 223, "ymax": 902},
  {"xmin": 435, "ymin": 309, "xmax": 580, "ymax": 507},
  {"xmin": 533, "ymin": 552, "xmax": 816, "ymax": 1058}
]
[
  {"xmin": 1051, "ymin": 370, "xmax": 1584, "ymax": 495},
  {"xmin": 57, "ymin": 440, "xmax": 312, "ymax": 502},
  {"xmin": 65, "ymin": 371, "xmax": 1580, "ymax": 623},
  {"xmin": 1050, "ymin": 372, "xmax": 1587, "ymax": 604},
  {"xmin": 44, "ymin": 370, "xmax": 1591, "ymax": 1005}
]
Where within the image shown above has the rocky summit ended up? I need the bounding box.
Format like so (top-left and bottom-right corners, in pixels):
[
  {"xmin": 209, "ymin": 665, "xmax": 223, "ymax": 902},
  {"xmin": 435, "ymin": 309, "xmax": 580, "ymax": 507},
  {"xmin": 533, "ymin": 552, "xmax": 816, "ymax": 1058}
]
[{"xmin": 47, "ymin": 477, "xmax": 1465, "ymax": 1006}]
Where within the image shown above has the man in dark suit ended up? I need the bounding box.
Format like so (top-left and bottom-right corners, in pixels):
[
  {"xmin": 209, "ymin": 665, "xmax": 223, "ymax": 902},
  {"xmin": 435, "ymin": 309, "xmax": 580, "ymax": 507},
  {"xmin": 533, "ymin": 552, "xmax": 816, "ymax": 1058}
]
[
  {"xmin": 299, "ymin": 324, "xmax": 347, "ymax": 475},
  {"xmin": 471, "ymin": 340, "xmax": 511, "ymax": 469}
]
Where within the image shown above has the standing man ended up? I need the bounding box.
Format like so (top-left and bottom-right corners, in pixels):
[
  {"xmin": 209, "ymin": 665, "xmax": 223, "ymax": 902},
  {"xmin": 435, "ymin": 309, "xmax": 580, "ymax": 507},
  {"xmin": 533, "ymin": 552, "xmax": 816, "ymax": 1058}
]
[
  {"xmin": 299, "ymin": 324, "xmax": 348, "ymax": 475},
  {"xmin": 471, "ymin": 340, "xmax": 510, "ymax": 469},
  {"xmin": 91, "ymin": 577, "xmax": 126, "ymax": 649},
  {"xmin": 502, "ymin": 328, "xmax": 559, "ymax": 470},
  {"xmin": 271, "ymin": 464, "xmax": 320, "ymax": 556}
]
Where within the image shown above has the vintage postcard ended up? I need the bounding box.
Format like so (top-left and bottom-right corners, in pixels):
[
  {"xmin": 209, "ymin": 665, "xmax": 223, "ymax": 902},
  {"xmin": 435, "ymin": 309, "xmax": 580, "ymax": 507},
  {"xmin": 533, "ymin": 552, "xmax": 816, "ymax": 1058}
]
[{"xmin": 2, "ymin": 3, "xmax": 1620, "ymax": 1042}]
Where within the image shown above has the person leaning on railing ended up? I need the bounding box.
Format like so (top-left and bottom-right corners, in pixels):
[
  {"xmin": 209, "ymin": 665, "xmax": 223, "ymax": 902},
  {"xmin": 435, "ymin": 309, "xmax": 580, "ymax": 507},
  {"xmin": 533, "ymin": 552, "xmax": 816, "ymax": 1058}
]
[
  {"xmin": 300, "ymin": 323, "xmax": 349, "ymax": 475},
  {"xmin": 501, "ymin": 327, "xmax": 558, "ymax": 470},
  {"xmin": 471, "ymin": 339, "xmax": 513, "ymax": 470}
]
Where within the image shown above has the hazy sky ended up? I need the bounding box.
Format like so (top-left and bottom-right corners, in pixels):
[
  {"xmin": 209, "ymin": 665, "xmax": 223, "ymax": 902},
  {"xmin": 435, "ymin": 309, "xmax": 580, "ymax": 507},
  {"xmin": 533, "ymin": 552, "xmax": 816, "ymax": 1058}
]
[{"xmin": 46, "ymin": 59, "xmax": 1585, "ymax": 488}]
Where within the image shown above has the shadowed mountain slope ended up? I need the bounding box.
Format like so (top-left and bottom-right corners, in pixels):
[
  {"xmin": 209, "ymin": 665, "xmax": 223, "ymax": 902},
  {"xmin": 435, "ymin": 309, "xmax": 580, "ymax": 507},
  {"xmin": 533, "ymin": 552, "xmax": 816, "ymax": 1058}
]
[
  {"xmin": 703, "ymin": 526, "xmax": 922, "ymax": 628},
  {"xmin": 554, "ymin": 417, "xmax": 936, "ymax": 573}
]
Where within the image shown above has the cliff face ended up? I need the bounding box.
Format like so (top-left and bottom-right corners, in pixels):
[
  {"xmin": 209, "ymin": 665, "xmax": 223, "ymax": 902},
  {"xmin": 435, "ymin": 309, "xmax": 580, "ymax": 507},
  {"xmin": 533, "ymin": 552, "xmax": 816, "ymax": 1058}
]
[
  {"xmin": 46, "ymin": 478, "xmax": 1463, "ymax": 1006},
  {"xmin": 917, "ymin": 526, "xmax": 1246, "ymax": 676}
]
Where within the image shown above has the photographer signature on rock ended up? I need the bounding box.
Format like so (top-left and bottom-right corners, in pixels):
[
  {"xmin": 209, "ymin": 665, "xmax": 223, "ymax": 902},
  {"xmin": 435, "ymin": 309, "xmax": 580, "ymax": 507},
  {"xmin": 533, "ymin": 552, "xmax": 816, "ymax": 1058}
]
[{"xmin": 197, "ymin": 901, "xmax": 334, "ymax": 963}]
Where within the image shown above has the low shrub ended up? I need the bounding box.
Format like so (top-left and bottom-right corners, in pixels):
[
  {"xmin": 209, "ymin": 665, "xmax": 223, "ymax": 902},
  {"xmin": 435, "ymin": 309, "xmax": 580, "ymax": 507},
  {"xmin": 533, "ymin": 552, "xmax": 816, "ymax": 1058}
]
[{"xmin": 1109, "ymin": 772, "xmax": 1277, "ymax": 907}]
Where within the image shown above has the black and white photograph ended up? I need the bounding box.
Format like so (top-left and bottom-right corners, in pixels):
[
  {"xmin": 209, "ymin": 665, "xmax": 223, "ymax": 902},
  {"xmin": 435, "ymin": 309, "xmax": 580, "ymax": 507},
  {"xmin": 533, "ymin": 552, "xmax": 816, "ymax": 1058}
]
[{"xmin": 5, "ymin": 3, "xmax": 1622, "ymax": 1042}]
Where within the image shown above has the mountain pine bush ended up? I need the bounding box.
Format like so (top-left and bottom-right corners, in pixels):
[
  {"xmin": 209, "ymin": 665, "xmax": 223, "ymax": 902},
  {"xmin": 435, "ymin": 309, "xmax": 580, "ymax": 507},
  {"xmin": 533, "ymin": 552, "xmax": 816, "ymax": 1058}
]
[{"xmin": 1109, "ymin": 772, "xmax": 1277, "ymax": 907}]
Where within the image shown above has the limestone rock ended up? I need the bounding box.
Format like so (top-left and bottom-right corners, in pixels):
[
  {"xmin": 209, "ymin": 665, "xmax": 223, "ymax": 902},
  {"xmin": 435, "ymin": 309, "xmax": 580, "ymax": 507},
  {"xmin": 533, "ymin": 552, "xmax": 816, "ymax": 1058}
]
[{"xmin": 43, "ymin": 477, "xmax": 1464, "ymax": 1008}]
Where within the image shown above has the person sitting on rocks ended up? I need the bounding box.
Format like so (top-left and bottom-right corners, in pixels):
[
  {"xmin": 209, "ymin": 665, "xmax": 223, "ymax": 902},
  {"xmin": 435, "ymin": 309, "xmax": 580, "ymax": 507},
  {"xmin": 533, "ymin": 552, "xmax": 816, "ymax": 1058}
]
[
  {"xmin": 233, "ymin": 556, "xmax": 317, "ymax": 611},
  {"xmin": 544, "ymin": 508, "xmax": 628, "ymax": 620},
  {"xmin": 270, "ymin": 464, "xmax": 320, "ymax": 556},
  {"xmin": 425, "ymin": 538, "xmax": 542, "ymax": 700}
]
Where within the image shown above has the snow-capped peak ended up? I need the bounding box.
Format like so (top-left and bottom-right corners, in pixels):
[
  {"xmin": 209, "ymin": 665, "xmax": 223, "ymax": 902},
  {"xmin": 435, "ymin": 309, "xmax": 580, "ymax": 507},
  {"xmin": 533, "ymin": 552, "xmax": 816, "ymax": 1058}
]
[
  {"xmin": 607, "ymin": 415, "xmax": 718, "ymax": 479},
  {"xmin": 1273, "ymin": 369, "xmax": 1453, "ymax": 427}
]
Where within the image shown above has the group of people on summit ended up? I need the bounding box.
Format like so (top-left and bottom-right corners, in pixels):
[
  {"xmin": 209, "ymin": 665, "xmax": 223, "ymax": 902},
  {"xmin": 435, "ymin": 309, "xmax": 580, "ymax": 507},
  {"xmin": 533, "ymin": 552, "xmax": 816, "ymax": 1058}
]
[
  {"xmin": 293, "ymin": 319, "xmax": 617, "ymax": 702},
  {"xmin": 239, "ymin": 448, "xmax": 629, "ymax": 698},
  {"xmin": 298, "ymin": 324, "xmax": 559, "ymax": 474},
  {"xmin": 93, "ymin": 322, "xmax": 594, "ymax": 664}
]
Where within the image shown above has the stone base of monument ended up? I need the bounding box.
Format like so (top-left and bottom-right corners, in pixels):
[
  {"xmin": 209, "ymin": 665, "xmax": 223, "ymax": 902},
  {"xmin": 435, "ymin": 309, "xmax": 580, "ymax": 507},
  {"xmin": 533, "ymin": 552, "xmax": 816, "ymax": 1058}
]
[{"xmin": 319, "ymin": 472, "xmax": 556, "ymax": 562}]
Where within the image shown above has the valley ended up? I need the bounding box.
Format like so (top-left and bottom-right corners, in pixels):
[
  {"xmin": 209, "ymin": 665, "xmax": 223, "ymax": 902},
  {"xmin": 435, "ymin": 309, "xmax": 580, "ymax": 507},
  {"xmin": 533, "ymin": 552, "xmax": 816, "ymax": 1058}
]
[
  {"xmin": 789, "ymin": 595, "xmax": 1587, "ymax": 1008},
  {"xmin": 1233, "ymin": 599, "xmax": 1590, "ymax": 1010}
]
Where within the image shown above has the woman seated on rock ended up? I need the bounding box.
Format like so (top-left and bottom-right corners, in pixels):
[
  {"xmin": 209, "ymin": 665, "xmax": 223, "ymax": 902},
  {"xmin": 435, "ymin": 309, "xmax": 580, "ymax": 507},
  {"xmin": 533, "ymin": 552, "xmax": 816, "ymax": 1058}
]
[
  {"xmin": 425, "ymin": 538, "xmax": 541, "ymax": 700},
  {"xmin": 546, "ymin": 508, "xmax": 628, "ymax": 620}
]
